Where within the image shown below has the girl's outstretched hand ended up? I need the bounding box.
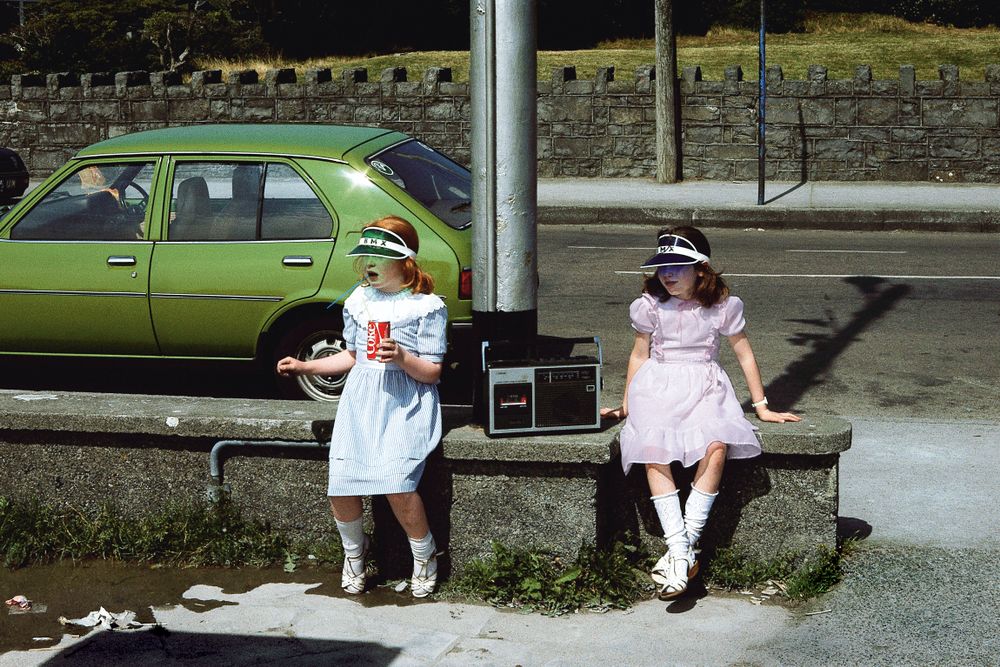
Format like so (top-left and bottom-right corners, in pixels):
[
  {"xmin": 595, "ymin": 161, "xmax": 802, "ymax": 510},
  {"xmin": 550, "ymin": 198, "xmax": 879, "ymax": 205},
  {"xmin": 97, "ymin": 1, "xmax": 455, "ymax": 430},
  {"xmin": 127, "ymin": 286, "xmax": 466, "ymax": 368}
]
[
  {"xmin": 601, "ymin": 406, "xmax": 627, "ymax": 420},
  {"xmin": 276, "ymin": 356, "xmax": 301, "ymax": 376},
  {"xmin": 756, "ymin": 408, "xmax": 801, "ymax": 423}
]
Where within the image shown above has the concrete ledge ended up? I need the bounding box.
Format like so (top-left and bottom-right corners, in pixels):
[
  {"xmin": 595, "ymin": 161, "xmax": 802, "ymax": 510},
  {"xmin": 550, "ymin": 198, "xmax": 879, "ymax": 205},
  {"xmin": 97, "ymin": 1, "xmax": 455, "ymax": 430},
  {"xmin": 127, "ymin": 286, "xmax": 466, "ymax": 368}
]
[{"xmin": 0, "ymin": 390, "xmax": 851, "ymax": 575}]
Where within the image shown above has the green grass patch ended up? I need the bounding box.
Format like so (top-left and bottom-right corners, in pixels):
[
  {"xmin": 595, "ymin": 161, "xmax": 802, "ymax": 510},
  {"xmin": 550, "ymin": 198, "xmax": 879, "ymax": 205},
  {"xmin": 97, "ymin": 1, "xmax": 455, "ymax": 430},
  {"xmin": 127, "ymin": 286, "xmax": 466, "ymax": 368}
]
[
  {"xmin": 0, "ymin": 496, "xmax": 342, "ymax": 570},
  {"xmin": 444, "ymin": 541, "xmax": 652, "ymax": 615},
  {"xmin": 704, "ymin": 542, "xmax": 852, "ymax": 599},
  {"xmin": 198, "ymin": 12, "xmax": 1000, "ymax": 84}
]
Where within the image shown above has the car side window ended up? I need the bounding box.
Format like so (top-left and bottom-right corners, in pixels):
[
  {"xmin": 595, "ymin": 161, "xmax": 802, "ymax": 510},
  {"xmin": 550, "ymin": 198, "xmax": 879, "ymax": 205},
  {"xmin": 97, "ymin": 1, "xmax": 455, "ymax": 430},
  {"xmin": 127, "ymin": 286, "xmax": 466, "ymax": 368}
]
[
  {"xmin": 169, "ymin": 162, "xmax": 332, "ymax": 241},
  {"xmin": 9, "ymin": 162, "xmax": 155, "ymax": 241},
  {"xmin": 260, "ymin": 163, "xmax": 333, "ymax": 240},
  {"xmin": 169, "ymin": 162, "xmax": 262, "ymax": 241}
]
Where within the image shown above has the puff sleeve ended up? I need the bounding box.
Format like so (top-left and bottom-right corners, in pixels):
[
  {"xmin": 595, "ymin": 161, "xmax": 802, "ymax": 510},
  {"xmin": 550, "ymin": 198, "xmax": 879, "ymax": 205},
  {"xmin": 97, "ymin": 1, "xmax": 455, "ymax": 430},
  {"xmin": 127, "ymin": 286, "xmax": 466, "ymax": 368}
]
[
  {"xmin": 628, "ymin": 294, "xmax": 657, "ymax": 334},
  {"xmin": 718, "ymin": 296, "xmax": 747, "ymax": 336},
  {"xmin": 342, "ymin": 306, "xmax": 358, "ymax": 352},
  {"xmin": 415, "ymin": 304, "xmax": 448, "ymax": 362}
]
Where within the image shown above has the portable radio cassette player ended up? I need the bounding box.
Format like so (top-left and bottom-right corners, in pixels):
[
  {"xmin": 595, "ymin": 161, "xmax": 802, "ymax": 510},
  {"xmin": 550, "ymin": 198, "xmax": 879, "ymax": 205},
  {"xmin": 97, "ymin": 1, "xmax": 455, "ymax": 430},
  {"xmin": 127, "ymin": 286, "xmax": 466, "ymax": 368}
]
[{"xmin": 481, "ymin": 336, "xmax": 602, "ymax": 437}]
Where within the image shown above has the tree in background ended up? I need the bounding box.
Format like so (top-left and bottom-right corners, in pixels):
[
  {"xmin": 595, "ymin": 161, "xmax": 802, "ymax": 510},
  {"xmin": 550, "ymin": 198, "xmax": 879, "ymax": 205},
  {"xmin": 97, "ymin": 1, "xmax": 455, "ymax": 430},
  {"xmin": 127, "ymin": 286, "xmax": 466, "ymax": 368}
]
[{"xmin": 5, "ymin": 0, "xmax": 261, "ymax": 74}]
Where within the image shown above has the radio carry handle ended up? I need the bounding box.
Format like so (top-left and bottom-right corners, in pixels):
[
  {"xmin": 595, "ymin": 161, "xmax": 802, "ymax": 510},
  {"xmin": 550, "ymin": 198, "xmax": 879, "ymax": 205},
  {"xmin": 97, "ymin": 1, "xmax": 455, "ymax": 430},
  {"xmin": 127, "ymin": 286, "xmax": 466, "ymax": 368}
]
[{"xmin": 481, "ymin": 335, "xmax": 602, "ymax": 371}]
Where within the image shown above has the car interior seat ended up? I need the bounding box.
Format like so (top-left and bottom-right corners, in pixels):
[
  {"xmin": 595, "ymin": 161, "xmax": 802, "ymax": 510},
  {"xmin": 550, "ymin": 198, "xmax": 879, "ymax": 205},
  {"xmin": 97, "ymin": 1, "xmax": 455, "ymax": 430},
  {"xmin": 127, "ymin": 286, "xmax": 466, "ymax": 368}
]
[
  {"xmin": 171, "ymin": 176, "xmax": 212, "ymax": 240},
  {"xmin": 215, "ymin": 164, "xmax": 261, "ymax": 240}
]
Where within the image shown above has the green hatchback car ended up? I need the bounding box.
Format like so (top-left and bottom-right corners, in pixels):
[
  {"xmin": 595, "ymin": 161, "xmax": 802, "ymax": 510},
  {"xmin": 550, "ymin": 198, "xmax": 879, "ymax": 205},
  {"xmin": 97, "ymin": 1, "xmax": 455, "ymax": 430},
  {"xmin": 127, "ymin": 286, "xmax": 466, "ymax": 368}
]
[{"xmin": 0, "ymin": 124, "xmax": 473, "ymax": 400}]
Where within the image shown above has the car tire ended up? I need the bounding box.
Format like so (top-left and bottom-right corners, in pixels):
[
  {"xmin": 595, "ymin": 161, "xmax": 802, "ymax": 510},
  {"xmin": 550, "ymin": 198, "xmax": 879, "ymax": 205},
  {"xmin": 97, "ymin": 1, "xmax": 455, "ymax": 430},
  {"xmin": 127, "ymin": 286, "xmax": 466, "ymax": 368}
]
[{"xmin": 272, "ymin": 317, "xmax": 348, "ymax": 401}]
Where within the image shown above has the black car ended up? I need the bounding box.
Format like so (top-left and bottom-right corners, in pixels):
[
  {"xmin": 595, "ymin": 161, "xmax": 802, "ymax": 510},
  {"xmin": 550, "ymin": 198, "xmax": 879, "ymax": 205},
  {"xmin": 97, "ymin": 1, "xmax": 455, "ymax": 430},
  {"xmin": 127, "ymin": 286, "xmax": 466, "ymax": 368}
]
[{"xmin": 0, "ymin": 147, "xmax": 29, "ymax": 201}]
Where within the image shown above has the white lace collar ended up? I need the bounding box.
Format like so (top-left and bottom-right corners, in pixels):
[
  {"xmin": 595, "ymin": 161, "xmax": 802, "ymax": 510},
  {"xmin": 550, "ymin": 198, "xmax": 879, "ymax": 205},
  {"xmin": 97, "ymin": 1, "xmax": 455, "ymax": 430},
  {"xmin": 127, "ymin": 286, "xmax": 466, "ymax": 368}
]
[{"xmin": 344, "ymin": 286, "xmax": 445, "ymax": 323}]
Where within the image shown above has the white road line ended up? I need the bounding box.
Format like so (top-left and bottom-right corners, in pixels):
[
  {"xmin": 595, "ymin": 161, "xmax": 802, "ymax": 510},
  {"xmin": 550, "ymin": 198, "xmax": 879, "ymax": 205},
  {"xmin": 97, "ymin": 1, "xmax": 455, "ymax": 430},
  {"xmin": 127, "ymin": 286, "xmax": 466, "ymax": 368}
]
[
  {"xmin": 571, "ymin": 246, "xmax": 909, "ymax": 254},
  {"xmin": 614, "ymin": 271, "xmax": 1000, "ymax": 280},
  {"xmin": 568, "ymin": 245, "xmax": 652, "ymax": 250},
  {"xmin": 786, "ymin": 249, "xmax": 908, "ymax": 254}
]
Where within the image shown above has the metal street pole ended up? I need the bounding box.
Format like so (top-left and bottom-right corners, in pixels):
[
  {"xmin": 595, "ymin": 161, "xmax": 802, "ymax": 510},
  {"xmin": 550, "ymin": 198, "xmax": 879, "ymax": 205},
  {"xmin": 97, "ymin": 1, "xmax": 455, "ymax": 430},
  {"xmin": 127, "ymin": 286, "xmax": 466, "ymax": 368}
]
[
  {"xmin": 757, "ymin": 0, "xmax": 766, "ymax": 205},
  {"xmin": 470, "ymin": 0, "xmax": 538, "ymax": 342}
]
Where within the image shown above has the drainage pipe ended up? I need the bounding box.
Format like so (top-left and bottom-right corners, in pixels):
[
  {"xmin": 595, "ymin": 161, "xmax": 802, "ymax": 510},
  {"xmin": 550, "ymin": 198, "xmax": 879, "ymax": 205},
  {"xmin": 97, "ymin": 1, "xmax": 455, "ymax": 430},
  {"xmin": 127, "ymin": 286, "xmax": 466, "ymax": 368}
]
[{"xmin": 209, "ymin": 439, "xmax": 329, "ymax": 487}]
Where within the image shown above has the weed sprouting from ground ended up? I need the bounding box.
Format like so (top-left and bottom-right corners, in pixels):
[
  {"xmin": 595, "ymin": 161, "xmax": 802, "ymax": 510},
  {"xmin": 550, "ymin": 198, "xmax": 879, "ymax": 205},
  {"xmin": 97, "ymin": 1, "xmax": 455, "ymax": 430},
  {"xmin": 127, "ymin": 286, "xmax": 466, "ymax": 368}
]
[
  {"xmin": 444, "ymin": 541, "xmax": 651, "ymax": 615},
  {"xmin": 0, "ymin": 496, "xmax": 340, "ymax": 570},
  {"xmin": 704, "ymin": 543, "xmax": 850, "ymax": 599}
]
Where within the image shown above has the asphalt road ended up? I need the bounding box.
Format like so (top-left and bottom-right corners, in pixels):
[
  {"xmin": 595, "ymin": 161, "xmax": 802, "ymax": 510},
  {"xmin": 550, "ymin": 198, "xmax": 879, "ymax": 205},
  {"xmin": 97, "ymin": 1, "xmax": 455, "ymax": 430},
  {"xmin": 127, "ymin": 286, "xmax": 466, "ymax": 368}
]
[
  {"xmin": 1, "ymin": 226, "xmax": 997, "ymax": 423},
  {"xmin": 538, "ymin": 226, "xmax": 1000, "ymax": 421}
]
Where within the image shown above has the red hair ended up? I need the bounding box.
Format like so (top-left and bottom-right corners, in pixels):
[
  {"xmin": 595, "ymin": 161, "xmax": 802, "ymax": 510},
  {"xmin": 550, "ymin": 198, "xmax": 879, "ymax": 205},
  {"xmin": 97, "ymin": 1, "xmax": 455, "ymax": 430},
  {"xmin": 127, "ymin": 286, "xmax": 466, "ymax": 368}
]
[{"xmin": 361, "ymin": 216, "xmax": 435, "ymax": 295}]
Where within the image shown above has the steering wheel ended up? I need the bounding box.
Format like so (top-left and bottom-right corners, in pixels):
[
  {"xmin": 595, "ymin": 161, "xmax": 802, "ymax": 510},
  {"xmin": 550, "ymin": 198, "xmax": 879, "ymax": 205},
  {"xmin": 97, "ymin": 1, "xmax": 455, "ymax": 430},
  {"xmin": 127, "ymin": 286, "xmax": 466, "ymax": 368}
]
[{"xmin": 124, "ymin": 182, "xmax": 150, "ymax": 213}]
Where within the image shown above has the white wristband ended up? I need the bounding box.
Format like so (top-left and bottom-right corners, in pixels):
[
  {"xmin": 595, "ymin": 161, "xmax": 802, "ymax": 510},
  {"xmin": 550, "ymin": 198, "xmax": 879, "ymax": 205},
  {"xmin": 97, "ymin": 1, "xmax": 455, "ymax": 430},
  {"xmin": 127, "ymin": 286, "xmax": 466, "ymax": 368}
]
[{"xmin": 751, "ymin": 397, "xmax": 768, "ymax": 408}]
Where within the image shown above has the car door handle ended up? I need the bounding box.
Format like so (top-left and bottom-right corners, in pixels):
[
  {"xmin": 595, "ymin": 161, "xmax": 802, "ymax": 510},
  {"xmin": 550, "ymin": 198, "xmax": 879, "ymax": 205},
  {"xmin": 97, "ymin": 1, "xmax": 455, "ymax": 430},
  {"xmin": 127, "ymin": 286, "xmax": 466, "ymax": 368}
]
[
  {"xmin": 107, "ymin": 255, "xmax": 137, "ymax": 267},
  {"xmin": 282, "ymin": 256, "xmax": 313, "ymax": 267}
]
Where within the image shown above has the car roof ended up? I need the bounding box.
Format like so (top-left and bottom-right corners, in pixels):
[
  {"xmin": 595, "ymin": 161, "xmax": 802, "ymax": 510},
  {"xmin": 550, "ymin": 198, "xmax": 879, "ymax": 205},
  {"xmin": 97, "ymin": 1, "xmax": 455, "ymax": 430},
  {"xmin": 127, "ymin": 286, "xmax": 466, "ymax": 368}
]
[{"xmin": 75, "ymin": 124, "xmax": 406, "ymax": 161}]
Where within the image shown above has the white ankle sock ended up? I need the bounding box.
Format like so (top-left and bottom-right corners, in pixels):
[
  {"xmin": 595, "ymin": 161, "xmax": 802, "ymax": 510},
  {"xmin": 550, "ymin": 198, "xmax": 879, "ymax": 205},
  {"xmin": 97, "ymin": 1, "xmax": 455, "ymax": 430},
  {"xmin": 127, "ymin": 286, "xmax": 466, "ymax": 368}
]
[
  {"xmin": 683, "ymin": 485, "xmax": 718, "ymax": 548},
  {"xmin": 335, "ymin": 517, "xmax": 366, "ymax": 558},
  {"xmin": 651, "ymin": 491, "xmax": 688, "ymax": 559},
  {"xmin": 408, "ymin": 531, "xmax": 436, "ymax": 561}
]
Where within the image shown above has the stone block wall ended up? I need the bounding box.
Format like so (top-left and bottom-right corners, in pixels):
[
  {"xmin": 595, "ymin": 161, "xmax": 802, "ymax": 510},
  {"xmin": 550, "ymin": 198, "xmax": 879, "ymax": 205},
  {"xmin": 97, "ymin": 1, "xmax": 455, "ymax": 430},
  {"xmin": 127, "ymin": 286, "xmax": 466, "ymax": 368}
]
[{"xmin": 4, "ymin": 63, "xmax": 1000, "ymax": 182}]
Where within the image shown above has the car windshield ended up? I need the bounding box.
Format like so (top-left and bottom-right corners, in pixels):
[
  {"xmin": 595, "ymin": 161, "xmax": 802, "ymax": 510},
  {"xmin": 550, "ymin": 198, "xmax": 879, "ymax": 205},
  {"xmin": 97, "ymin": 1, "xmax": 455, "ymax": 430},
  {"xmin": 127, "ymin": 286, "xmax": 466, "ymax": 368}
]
[{"xmin": 366, "ymin": 140, "xmax": 471, "ymax": 230}]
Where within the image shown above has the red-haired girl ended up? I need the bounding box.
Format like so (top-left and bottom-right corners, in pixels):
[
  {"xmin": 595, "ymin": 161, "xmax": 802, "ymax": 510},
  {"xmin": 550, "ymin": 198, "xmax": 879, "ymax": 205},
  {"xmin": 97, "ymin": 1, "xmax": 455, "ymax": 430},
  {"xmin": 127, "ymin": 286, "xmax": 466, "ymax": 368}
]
[{"xmin": 277, "ymin": 215, "xmax": 445, "ymax": 598}]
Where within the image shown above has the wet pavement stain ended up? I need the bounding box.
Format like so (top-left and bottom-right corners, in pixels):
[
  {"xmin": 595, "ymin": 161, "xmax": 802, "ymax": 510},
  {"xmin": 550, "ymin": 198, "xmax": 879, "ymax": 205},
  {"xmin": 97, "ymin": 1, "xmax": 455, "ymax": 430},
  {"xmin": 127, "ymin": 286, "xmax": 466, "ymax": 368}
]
[{"xmin": 0, "ymin": 560, "xmax": 346, "ymax": 653}]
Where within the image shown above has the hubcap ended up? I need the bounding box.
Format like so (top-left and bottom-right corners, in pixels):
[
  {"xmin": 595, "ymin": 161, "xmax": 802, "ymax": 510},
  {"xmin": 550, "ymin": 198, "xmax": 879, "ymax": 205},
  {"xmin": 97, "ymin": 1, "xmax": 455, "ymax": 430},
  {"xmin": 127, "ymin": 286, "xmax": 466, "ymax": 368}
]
[{"xmin": 294, "ymin": 332, "xmax": 347, "ymax": 401}]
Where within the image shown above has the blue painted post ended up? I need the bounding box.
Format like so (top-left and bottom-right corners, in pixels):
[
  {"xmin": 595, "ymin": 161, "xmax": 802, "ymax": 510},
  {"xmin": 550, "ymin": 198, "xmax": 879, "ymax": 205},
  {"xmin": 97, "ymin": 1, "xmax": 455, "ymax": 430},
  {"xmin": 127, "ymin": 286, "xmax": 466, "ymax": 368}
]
[{"xmin": 758, "ymin": 0, "xmax": 766, "ymax": 205}]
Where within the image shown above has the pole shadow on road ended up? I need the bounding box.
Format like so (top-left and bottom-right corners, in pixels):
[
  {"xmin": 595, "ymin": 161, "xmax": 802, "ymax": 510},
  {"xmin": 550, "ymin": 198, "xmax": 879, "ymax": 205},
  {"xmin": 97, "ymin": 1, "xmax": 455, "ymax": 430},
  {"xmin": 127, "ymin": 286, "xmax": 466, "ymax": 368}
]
[{"xmin": 762, "ymin": 276, "xmax": 912, "ymax": 411}]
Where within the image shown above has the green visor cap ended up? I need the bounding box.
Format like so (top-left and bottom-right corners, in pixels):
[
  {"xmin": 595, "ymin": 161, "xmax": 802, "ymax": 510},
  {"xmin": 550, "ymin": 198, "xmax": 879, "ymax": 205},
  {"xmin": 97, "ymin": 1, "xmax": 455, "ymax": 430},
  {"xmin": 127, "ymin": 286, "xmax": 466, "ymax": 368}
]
[{"xmin": 346, "ymin": 227, "xmax": 416, "ymax": 260}]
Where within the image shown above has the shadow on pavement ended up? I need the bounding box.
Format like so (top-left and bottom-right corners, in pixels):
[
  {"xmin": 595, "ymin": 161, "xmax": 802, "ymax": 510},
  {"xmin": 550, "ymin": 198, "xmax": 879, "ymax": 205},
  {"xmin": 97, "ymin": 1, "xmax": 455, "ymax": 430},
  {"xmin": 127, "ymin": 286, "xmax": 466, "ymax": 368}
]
[
  {"xmin": 763, "ymin": 277, "xmax": 911, "ymax": 411},
  {"xmin": 40, "ymin": 629, "xmax": 401, "ymax": 666}
]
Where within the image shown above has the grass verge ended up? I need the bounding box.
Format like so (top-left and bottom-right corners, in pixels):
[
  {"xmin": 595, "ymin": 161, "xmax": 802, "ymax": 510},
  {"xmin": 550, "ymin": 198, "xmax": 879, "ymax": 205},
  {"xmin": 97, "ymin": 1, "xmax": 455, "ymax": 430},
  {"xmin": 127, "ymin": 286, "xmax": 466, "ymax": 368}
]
[
  {"xmin": 2, "ymin": 497, "xmax": 853, "ymax": 611},
  {"xmin": 0, "ymin": 496, "xmax": 341, "ymax": 569},
  {"xmin": 197, "ymin": 12, "xmax": 1000, "ymax": 84}
]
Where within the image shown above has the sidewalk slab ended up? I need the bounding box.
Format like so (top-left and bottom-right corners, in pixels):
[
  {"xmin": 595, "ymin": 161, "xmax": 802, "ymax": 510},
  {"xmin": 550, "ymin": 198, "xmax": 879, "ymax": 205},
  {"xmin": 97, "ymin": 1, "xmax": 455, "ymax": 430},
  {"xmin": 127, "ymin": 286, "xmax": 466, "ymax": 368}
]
[{"xmin": 538, "ymin": 179, "xmax": 1000, "ymax": 231}]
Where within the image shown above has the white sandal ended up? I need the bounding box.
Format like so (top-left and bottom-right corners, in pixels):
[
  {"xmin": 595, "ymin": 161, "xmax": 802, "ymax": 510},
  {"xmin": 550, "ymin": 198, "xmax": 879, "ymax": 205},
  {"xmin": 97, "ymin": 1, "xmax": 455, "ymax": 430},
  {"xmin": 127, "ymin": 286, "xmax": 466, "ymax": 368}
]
[
  {"xmin": 651, "ymin": 552, "xmax": 689, "ymax": 600},
  {"xmin": 411, "ymin": 552, "xmax": 438, "ymax": 598},
  {"xmin": 341, "ymin": 536, "xmax": 369, "ymax": 595}
]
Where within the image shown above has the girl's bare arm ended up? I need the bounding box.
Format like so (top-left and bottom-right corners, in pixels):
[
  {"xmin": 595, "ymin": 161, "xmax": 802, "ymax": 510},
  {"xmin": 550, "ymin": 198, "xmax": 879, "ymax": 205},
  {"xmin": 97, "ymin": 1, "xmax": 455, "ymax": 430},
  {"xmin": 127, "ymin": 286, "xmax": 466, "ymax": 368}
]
[
  {"xmin": 727, "ymin": 332, "xmax": 800, "ymax": 423},
  {"xmin": 602, "ymin": 331, "xmax": 651, "ymax": 419},
  {"xmin": 277, "ymin": 349, "xmax": 356, "ymax": 377}
]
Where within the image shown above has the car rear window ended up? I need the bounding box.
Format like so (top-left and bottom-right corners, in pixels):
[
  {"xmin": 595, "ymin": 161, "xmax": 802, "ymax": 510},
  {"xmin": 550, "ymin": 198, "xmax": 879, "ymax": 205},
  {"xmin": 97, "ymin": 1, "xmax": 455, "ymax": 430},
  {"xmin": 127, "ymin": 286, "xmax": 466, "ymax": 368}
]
[{"xmin": 366, "ymin": 140, "xmax": 471, "ymax": 230}]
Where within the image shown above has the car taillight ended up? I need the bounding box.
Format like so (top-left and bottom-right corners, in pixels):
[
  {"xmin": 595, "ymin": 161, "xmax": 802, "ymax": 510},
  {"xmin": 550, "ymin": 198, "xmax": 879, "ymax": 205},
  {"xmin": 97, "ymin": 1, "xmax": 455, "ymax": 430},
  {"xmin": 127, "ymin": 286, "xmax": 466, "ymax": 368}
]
[{"xmin": 459, "ymin": 267, "xmax": 472, "ymax": 300}]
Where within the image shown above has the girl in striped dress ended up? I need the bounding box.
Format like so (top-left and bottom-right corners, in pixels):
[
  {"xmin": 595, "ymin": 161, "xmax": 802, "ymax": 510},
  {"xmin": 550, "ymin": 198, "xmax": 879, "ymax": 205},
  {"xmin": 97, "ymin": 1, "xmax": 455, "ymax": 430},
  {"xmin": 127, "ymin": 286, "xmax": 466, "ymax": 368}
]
[{"xmin": 276, "ymin": 216, "xmax": 447, "ymax": 598}]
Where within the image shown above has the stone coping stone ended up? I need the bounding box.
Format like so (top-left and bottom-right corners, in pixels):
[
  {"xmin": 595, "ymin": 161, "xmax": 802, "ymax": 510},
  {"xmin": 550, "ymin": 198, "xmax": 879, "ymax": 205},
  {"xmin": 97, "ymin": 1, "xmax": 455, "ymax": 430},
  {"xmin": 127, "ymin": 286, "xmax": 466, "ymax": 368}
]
[
  {"xmin": 0, "ymin": 389, "xmax": 334, "ymax": 441},
  {"xmin": 0, "ymin": 389, "xmax": 849, "ymax": 460}
]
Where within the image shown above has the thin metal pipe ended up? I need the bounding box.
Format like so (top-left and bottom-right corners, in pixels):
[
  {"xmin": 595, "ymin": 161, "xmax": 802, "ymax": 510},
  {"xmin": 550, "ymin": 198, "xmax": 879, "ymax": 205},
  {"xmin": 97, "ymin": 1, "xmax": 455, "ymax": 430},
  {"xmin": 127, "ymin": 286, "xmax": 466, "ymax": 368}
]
[
  {"xmin": 758, "ymin": 0, "xmax": 766, "ymax": 205},
  {"xmin": 209, "ymin": 439, "xmax": 328, "ymax": 486}
]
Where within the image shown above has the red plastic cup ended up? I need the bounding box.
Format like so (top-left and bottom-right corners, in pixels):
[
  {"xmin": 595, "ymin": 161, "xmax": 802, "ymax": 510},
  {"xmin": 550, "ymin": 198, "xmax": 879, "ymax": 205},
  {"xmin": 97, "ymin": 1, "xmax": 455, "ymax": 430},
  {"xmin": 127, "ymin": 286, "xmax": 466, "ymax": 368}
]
[{"xmin": 366, "ymin": 321, "xmax": 391, "ymax": 361}]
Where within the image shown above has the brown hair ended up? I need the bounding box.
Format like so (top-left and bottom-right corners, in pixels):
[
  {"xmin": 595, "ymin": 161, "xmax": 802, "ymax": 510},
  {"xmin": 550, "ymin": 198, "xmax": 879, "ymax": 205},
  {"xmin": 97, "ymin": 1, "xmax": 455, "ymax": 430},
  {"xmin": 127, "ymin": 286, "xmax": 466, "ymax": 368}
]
[
  {"xmin": 359, "ymin": 216, "xmax": 435, "ymax": 294},
  {"xmin": 642, "ymin": 225, "xmax": 729, "ymax": 307}
]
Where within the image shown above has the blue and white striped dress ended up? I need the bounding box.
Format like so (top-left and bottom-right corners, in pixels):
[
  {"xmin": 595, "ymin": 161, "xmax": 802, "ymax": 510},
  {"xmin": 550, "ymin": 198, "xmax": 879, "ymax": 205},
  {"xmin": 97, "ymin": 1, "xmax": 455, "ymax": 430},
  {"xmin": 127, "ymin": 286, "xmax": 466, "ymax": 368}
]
[{"xmin": 327, "ymin": 286, "xmax": 448, "ymax": 496}]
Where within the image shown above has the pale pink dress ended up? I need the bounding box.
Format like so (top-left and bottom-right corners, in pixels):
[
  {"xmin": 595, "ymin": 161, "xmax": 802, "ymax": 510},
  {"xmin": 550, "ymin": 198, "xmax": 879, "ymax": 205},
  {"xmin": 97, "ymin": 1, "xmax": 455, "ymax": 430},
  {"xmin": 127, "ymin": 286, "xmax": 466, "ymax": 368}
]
[{"xmin": 619, "ymin": 293, "xmax": 761, "ymax": 474}]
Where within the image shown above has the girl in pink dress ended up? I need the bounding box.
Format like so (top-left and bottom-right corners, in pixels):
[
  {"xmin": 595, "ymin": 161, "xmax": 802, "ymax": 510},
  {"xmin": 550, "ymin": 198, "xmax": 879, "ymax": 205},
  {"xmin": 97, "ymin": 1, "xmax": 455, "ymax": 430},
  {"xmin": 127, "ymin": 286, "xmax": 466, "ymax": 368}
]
[{"xmin": 603, "ymin": 226, "xmax": 799, "ymax": 600}]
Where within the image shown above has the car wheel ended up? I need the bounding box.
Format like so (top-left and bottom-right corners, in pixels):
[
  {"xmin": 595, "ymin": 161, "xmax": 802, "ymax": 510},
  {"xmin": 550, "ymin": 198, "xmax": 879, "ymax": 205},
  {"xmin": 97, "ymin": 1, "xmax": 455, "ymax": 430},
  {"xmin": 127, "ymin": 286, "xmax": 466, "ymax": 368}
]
[{"xmin": 272, "ymin": 318, "xmax": 348, "ymax": 401}]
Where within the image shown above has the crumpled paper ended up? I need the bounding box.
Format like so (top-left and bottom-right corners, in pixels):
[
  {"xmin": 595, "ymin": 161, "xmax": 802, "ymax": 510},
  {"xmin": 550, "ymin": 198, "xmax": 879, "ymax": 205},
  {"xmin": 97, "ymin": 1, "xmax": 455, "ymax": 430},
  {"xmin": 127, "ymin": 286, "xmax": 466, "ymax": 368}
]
[
  {"xmin": 59, "ymin": 607, "xmax": 144, "ymax": 630},
  {"xmin": 5, "ymin": 595, "xmax": 47, "ymax": 614}
]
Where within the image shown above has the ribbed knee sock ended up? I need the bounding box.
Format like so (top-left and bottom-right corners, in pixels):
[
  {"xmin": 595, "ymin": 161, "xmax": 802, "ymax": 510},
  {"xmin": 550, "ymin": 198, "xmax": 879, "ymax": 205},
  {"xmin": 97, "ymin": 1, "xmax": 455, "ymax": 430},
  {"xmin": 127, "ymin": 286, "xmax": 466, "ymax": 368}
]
[
  {"xmin": 683, "ymin": 485, "xmax": 718, "ymax": 548},
  {"xmin": 335, "ymin": 517, "xmax": 366, "ymax": 558},
  {"xmin": 651, "ymin": 491, "xmax": 688, "ymax": 559}
]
